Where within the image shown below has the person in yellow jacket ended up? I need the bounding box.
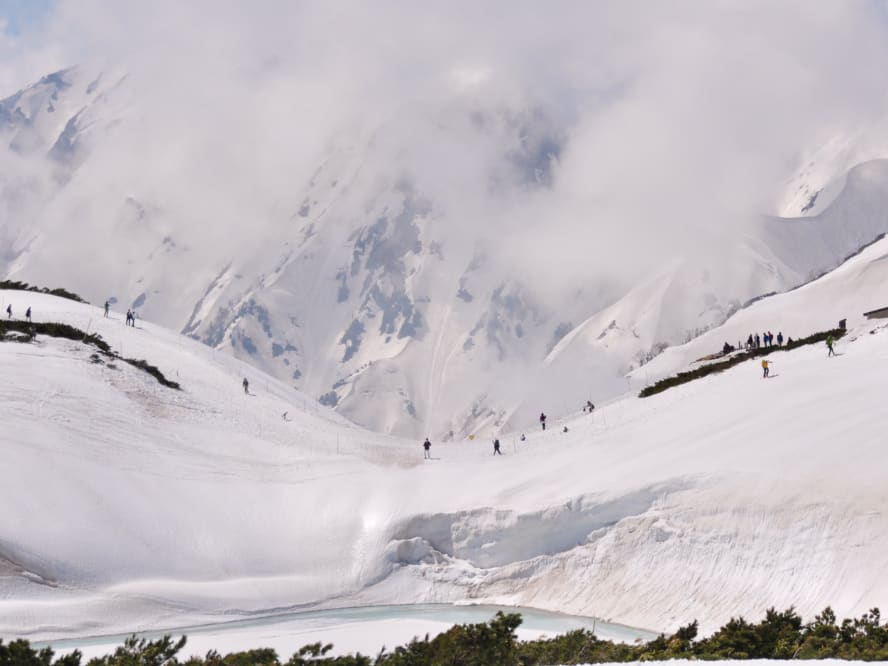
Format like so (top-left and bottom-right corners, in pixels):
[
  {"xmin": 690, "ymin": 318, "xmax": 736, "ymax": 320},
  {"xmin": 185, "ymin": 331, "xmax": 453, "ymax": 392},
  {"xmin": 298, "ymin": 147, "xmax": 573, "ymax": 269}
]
[{"xmin": 761, "ymin": 358, "xmax": 770, "ymax": 378}]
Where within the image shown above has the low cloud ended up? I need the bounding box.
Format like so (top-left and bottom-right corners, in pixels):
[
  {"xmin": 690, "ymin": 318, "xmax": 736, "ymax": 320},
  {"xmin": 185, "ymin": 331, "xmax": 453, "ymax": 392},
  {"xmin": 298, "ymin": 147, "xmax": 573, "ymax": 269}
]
[{"xmin": 4, "ymin": 0, "xmax": 888, "ymax": 307}]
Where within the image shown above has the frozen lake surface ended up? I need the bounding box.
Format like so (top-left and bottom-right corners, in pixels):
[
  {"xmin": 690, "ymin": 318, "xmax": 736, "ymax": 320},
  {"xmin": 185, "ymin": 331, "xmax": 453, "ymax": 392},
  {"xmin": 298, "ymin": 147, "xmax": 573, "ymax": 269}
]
[{"xmin": 35, "ymin": 604, "xmax": 656, "ymax": 659}]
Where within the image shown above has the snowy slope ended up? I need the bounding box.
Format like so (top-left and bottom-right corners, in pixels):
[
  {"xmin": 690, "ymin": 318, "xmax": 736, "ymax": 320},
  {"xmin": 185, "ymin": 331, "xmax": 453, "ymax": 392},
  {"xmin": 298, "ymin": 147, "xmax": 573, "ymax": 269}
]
[
  {"xmin": 635, "ymin": 232, "xmax": 888, "ymax": 384},
  {"xmin": 2, "ymin": 286, "xmax": 888, "ymax": 642},
  {"xmin": 533, "ymin": 162, "xmax": 888, "ymax": 414},
  {"xmin": 5, "ymin": 67, "xmax": 888, "ymax": 439}
]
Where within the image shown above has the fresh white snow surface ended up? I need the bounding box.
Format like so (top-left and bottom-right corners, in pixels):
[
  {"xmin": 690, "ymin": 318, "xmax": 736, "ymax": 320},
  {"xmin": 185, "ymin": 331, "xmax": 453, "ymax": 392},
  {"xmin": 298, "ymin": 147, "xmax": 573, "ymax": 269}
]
[{"xmin": 1, "ymin": 261, "xmax": 888, "ymax": 648}]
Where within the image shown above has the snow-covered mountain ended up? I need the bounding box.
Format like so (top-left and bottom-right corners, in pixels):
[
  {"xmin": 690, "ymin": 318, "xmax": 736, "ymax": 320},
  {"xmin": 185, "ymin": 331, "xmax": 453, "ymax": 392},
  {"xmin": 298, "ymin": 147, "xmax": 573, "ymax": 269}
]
[
  {"xmin": 4, "ymin": 65, "xmax": 888, "ymax": 438},
  {"xmin": 2, "ymin": 221, "xmax": 888, "ymax": 647}
]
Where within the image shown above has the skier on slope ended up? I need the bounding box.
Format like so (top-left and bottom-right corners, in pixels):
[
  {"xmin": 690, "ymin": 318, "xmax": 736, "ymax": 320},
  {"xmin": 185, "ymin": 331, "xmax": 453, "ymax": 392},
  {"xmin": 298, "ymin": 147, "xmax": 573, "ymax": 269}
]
[
  {"xmin": 539, "ymin": 412, "xmax": 547, "ymax": 431},
  {"xmin": 826, "ymin": 335, "xmax": 836, "ymax": 357},
  {"xmin": 243, "ymin": 377, "xmax": 250, "ymax": 394},
  {"xmin": 493, "ymin": 438, "xmax": 502, "ymax": 455},
  {"xmin": 761, "ymin": 358, "xmax": 770, "ymax": 378},
  {"xmin": 423, "ymin": 437, "xmax": 431, "ymax": 459}
]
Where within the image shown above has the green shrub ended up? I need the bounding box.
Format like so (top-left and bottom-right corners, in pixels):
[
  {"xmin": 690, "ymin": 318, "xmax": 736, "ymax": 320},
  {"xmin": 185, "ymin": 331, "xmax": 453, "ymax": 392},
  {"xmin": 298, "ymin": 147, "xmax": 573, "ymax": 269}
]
[
  {"xmin": 0, "ymin": 638, "xmax": 80, "ymax": 666},
  {"xmin": 6, "ymin": 606, "xmax": 888, "ymax": 666},
  {"xmin": 0, "ymin": 280, "xmax": 87, "ymax": 303},
  {"xmin": 86, "ymin": 635, "xmax": 186, "ymax": 666},
  {"xmin": 124, "ymin": 359, "xmax": 181, "ymax": 390}
]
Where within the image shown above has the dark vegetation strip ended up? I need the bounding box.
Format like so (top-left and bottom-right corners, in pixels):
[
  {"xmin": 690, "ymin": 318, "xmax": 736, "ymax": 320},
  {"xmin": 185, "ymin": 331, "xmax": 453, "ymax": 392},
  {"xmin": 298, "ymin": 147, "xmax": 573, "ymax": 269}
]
[
  {"xmin": 0, "ymin": 280, "xmax": 87, "ymax": 303},
  {"xmin": 5, "ymin": 606, "xmax": 888, "ymax": 666},
  {"xmin": 639, "ymin": 328, "xmax": 846, "ymax": 398},
  {"xmin": 0, "ymin": 320, "xmax": 181, "ymax": 390}
]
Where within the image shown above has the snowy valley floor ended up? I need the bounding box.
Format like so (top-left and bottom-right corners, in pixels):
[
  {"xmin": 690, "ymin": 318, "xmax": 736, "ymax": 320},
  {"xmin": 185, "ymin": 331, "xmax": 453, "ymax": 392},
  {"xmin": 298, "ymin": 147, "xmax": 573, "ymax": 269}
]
[{"xmin": 1, "ymin": 287, "xmax": 888, "ymax": 652}]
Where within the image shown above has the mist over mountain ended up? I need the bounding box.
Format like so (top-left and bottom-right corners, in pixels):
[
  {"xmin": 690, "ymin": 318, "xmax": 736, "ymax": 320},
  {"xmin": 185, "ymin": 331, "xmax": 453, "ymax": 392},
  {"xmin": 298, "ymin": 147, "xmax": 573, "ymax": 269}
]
[{"xmin": 4, "ymin": 2, "xmax": 888, "ymax": 436}]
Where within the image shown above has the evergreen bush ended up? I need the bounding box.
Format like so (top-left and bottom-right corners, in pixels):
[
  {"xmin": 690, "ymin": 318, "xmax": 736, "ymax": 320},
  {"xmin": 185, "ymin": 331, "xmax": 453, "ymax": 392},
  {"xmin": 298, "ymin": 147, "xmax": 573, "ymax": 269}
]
[
  {"xmin": 5, "ymin": 606, "xmax": 888, "ymax": 666},
  {"xmin": 0, "ymin": 281, "xmax": 87, "ymax": 303}
]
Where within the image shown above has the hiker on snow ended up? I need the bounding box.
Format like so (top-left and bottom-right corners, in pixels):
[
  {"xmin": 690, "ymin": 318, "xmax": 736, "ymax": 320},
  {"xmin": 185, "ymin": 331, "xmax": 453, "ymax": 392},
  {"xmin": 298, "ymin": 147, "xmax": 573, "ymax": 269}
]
[
  {"xmin": 423, "ymin": 437, "xmax": 431, "ymax": 459},
  {"xmin": 104, "ymin": 301, "xmax": 110, "ymax": 317},
  {"xmin": 125, "ymin": 309, "xmax": 133, "ymax": 326},
  {"xmin": 761, "ymin": 359, "xmax": 770, "ymax": 378},
  {"xmin": 493, "ymin": 438, "xmax": 502, "ymax": 455},
  {"xmin": 777, "ymin": 331, "xmax": 784, "ymax": 346},
  {"xmin": 25, "ymin": 307, "xmax": 31, "ymax": 322},
  {"xmin": 5, "ymin": 304, "xmax": 11, "ymax": 318},
  {"xmin": 826, "ymin": 335, "xmax": 836, "ymax": 357},
  {"xmin": 520, "ymin": 433, "xmax": 526, "ymax": 442},
  {"xmin": 243, "ymin": 377, "xmax": 250, "ymax": 394},
  {"xmin": 585, "ymin": 400, "xmax": 595, "ymax": 413},
  {"xmin": 539, "ymin": 412, "xmax": 547, "ymax": 431}
]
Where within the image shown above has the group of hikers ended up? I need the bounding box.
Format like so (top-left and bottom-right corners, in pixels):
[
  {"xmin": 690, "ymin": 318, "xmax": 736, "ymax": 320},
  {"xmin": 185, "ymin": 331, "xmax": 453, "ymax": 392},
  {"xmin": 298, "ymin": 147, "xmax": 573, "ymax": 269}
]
[
  {"xmin": 722, "ymin": 331, "xmax": 794, "ymax": 356},
  {"xmin": 746, "ymin": 331, "xmax": 784, "ymax": 349},
  {"xmin": 4, "ymin": 304, "xmax": 32, "ymax": 322},
  {"xmin": 762, "ymin": 335, "xmax": 836, "ymax": 379},
  {"xmin": 4, "ymin": 296, "xmax": 146, "ymax": 331},
  {"xmin": 6, "ymin": 299, "xmax": 139, "ymax": 326},
  {"xmin": 760, "ymin": 334, "xmax": 838, "ymax": 378},
  {"xmin": 419, "ymin": 325, "xmax": 844, "ymax": 454},
  {"xmin": 423, "ymin": 435, "xmax": 503, "ymax": 458},
  {"xmin": 420, "ymin": 404, "xmax": 591, "ymax": 459},
  {"xmin": 102, "ymin": 300, "xmax": 139, "ymax": 327}
]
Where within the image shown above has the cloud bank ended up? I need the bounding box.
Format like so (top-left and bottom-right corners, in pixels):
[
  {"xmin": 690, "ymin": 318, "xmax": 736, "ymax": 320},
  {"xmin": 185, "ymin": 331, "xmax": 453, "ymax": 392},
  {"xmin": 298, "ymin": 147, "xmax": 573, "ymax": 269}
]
[{"xmin": 3, "ymin": 0, "xmax": 888, "ymax": 306}]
